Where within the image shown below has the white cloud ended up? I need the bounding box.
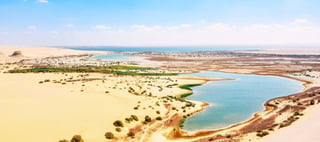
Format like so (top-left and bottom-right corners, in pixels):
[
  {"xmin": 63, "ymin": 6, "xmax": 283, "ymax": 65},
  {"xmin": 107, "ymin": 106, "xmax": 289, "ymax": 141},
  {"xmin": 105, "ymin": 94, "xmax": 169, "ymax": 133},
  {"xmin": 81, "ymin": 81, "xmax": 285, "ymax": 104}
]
[
  {"xmin": 131, "ymin": 25, "xmax": 162, "ymax": 31},
  {"xmin": 206, "ymin": 23, "xmax": 233, "ymax": 31},
  {"xmin": 49, "ymin": 30, "xmax": 58, "ymax": 34},
  {"xmin": 166, "ymin": 26, "xmax": 180, "ymax": 31},
  {"xmin": 37, "ymin": 0, "xmax": 48, "ymax": 3},
  {"xmin": 27, "ymin": 25, "xmax": 37, "ymax": 30},
  {"xmin": 2, "ymin": 19, "xmax": 320, "ymax": 46},
  {"xmin": 180, "ymin": 24, "xmax": 191, "ymax": 28},
  {"xmin": 65, "ymin": 24, "xmax": 74, "ymax": 28},
  {"xmin": 91, "ymin": 25, "xmax": 111, "ymax": 30},
  {"xmin": 291, "ymin": 18, "xmax": 309, "ymax": 24},
  {"xmin": 199, "ymin": 19, "xmax": 207, "ymax": 24}
]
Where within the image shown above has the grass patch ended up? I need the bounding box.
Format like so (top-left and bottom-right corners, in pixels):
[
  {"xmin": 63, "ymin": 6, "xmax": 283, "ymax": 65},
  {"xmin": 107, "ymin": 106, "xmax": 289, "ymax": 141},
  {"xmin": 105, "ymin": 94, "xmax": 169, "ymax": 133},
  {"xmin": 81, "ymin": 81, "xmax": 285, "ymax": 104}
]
[
  {"xmin": 179, "ymin": 119, "xmax": 186, "ymax": 128},
  {"xmin": 8, "ymin": 66, "xmax": 178, "ymax": 76},
  {"xmin": 178, "ymin": 84, "xmax": 202, "ymax": 98},
  {"xmin": 179, "ymin": 84, "xmax": 201, "ymax": 91},
  {"xmin": 180, "ymin": 93, "xmax": 193, "ymax": 98}
]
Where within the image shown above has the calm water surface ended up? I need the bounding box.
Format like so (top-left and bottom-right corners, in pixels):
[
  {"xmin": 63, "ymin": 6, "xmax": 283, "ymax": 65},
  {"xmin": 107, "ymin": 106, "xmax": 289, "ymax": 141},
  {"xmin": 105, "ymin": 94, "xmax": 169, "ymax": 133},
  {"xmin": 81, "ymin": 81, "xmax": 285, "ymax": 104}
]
[
  {"xmin": 183, "ymin": 71, "xmax": 304, "ymax": 131},
  {"xmin": 91, "ymin": 53, "xmax": 129, "ymax": 60}
]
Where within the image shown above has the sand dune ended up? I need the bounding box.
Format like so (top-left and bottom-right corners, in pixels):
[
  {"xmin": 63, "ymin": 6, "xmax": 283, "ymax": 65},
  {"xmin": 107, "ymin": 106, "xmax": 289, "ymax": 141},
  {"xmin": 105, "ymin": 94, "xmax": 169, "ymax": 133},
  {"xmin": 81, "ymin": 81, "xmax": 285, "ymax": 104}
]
[
  {"xmin": 0, "ymin": 70, "xmax": 208, "ymax": 142},
  {"xmin": 258, "ymin": 105, "xmax": 320, "ymax": 142},
  {"xmin": 0, "ymin": 46, "xmax": 110, "ymax": 58}
]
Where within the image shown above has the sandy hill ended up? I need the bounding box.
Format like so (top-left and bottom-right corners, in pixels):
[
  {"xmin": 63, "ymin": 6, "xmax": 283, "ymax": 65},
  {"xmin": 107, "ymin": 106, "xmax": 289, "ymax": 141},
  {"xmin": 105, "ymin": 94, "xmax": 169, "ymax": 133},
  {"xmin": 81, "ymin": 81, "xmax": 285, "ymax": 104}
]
[{"xmin": 10, "ymin": 51, "xmax": 23, "ymax": 57}]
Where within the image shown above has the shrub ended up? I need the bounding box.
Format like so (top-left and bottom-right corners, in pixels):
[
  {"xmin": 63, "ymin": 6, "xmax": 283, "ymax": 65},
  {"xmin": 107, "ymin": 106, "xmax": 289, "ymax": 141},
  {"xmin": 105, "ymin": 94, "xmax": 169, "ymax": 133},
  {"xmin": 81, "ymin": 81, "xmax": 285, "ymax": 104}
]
[
  {"xmin": 115, "ymin": 127, "xmax": 121, "ymax": 132},
  {"xmin": 59, "ymin": 139, "xmax": 69, "ymax": 142},
  {"xmin": 127, "ymin": 131, "xmax": 135, "ymax": 138},
  {"xmin": 113, "ymin": 120, "xmax": 124, "ymax": 127},
  {"xmin": 156, "ymin": 116, "xmax": 162, "ymax": 120},
  {"xmin": 70, "ymin": 135, "xmax": 84, "ymax": 142},
  {"xmin": 156, "ymin": 110, "xmax": 160, "ymax": 114},
  {"xmin": 179, "ymin": 119, "xmax": 185, "ymax": 128},
  {"xmin": 145, "ymin": 115, "xmax": 152, "ymax": 122},
  {"xmin": 131, "ymin": 115, "xmax": 139, "ymax": 121},
  {"xmin": 310, "ymin": 100, "xmax": 315, "ymax": 105},
  {"xmin": 105, "ymin": 132, "xmax": 114, "ymax": 139}
]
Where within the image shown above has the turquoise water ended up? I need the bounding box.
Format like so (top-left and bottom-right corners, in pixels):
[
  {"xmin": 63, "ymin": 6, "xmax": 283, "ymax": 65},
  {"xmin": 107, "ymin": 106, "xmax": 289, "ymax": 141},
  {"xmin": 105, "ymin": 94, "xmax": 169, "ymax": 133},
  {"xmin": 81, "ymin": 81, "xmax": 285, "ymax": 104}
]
[
  {"xmin": 67, "ymin": 46, "xmax": 263, "ymax": 52},
  {"xmin": 91, "ymin": 53, "xmax": 130, "ymax": 60},
  {"xmin": 183, "ymin": 71, "xmax": 304, "ymax": 131}
]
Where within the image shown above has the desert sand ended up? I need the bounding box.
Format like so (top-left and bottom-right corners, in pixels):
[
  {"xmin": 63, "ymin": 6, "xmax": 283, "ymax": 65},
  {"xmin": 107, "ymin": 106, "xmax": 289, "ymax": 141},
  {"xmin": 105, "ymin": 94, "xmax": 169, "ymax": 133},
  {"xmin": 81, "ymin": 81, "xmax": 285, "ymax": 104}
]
[
  {"xmin": 0, "ymin": 46, "xmax": 221, "ymax": 142},
  {"xmin": 258, "ymin": 105, "xmax": 320, "ymax": 142},
  {"xmin": 0, "ymin": 46, "xmax": 109, "ymax": 58},
  {"xmin": 0, "ymin": 72, "xmax": 210, "ymax": 142},
  {"xmin": 238, "ymin": 48, "xmax": 320, "ymax": 55}
]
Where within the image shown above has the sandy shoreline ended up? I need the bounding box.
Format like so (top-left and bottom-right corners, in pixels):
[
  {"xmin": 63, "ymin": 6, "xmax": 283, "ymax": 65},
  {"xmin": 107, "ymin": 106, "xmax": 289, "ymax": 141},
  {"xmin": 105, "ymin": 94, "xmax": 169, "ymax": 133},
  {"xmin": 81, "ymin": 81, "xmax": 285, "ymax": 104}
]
[{"xmin": 258, "ymin": 104, "xmax": 320, "ymax": 142}]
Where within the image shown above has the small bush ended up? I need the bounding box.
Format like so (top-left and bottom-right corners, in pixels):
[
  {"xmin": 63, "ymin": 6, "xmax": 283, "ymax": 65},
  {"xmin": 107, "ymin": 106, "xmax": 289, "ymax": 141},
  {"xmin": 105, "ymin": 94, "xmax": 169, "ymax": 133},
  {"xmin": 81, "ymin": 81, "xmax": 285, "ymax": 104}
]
[
  {"xmin": 59, "ymin": 139, "xmax": 69, "ymax": 142},
  {"xmin": 131, "ymin": 115, "xmax": 139, "ymax": 121},
  {"xmin": 156, "ymin": 116, "xmax": 162, "ymax": 120},
  {"xmin": 310, "ymin": 100, "xmax": 315, "ymax": 105},
  {"xmin": 113, "ymin": 120, "xmax": 124, "ymax": 127},
  {"xmin": 70, "ymin": 135, "xmax": 84, "ymax": 142},
  {"xmin": 105, "ymin": 132, "xmax": 114, "ymax": 139},
  {"xmin": 179, "ymin": 119, "xmax": 185, "ymax": 128},
  {"xmin": 115, "ymin": 128, "xmax": 121, "ymax": 132},
  {"xmin": 127, "ymin": 131, "xmax": 135, "ymax": 138},
  {"xmin": 145, "ymin": 115, "xmax": 152, "ymax": 122}
]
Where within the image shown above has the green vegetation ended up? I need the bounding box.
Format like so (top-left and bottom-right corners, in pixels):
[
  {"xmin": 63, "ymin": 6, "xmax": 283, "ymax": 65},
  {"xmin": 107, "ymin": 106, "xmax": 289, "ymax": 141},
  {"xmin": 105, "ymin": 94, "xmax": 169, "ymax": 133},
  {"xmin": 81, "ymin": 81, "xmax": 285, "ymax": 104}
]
[
  {"xmin": 178, "ymin": 84, "xmax": 202, "ymax": 98},
  {"xmin": 70, "ymin": 135, "xmax": 84, "ymax": 142},
  {"xmin": 113, "ymin": 120, "xmax": 124, "ymax": 127},
  {"xmin": 131, "ymin": 115, "xmax": 139, "ymax": 121},
  {"xmin": 179, "ymin": 119, "xmax": 186, "ymax": 128},
  {"xmin": 104, "ymin": 132, "xmax": 114, "ymax": 139},
  {"xmin": 115, "ymin": 128, "xmax": 122, "ymax": 132},
  {"xmin": 180, "ymin": 93, "xmax": 193, "ymax": 98},
  {"xmin": 8, "ymin": 66, "xmax": 178, "ymax": 76},
  {"xmin": 256, "ymin": 131, "xmax": 269, "ymax": 137},
  {"xmin": 127, "ymin": 131, "xmax": 135, "ymax": 138},
  {"xmin": 179, "ymin": 84, "xmax": 202, "ymax": 91},
  {"xmin": 144, "ymin": 115, "xmax": 152, "ymax": 122}
]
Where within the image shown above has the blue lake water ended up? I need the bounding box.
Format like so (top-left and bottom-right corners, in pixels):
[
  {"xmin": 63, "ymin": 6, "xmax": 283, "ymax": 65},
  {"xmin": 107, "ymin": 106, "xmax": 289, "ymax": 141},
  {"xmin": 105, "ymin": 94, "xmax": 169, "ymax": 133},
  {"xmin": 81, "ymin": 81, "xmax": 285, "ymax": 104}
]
[
  {"xmin": 182, "ymin": 71, "xmax": 304, "ymax": 131},
  {"xmin": 91, "ymin": 53, "xmax": 130, "ymax": 60},
  {"xmin": 65, "ymin": 46, "xmax": 263, "ymax": 52}
]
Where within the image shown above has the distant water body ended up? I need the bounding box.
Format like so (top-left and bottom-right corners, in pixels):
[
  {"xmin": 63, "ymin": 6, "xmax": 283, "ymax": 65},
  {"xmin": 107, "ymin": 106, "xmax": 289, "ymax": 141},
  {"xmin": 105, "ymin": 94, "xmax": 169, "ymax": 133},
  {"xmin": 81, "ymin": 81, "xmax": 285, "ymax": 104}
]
[
  {"xmin": 182, "ymin": 71, "xmax": 303, "ymax": 131},
  {"xmin": 67, "ymin": 46, "xmax": 263, "ymax": 52}
]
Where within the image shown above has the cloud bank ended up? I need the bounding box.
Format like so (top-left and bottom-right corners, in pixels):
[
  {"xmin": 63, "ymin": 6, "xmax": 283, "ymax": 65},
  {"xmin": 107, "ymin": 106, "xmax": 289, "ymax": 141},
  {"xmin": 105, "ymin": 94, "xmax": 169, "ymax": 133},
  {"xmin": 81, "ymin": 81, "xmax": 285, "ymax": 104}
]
[{"xmin": 1, "ymin": 19, "xmax": 319, "ymax": 47}]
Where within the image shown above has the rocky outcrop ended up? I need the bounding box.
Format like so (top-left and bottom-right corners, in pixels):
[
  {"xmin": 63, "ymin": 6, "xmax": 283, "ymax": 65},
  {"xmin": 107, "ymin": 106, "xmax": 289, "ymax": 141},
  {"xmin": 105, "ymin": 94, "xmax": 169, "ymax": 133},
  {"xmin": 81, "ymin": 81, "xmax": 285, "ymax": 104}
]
[{"xmin": 10, "ymin": 51, "xmax": 23, "ymax": 57}]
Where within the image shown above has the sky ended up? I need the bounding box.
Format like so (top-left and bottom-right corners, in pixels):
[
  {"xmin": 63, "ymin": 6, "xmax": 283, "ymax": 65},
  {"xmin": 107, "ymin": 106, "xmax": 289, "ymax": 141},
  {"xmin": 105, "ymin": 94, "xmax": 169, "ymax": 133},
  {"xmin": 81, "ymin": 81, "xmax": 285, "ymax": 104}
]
[{"xmin": 0, "ymin": 0, "xmax": 319, "ymax": 47}]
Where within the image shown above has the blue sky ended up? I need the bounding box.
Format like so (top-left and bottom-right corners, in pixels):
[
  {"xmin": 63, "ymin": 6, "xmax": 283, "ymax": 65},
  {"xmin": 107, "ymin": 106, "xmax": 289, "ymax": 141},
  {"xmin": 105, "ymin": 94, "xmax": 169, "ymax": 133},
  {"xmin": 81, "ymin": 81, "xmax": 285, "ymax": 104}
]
[{"xmin": 0, "ymin": 0, "xmax": 319, "ymax": 46}]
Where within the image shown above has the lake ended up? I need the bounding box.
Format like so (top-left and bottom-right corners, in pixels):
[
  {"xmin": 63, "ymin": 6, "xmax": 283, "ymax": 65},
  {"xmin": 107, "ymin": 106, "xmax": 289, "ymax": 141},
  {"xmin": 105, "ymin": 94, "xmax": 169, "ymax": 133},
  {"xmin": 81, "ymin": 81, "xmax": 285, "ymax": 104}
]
[{"xmin": 182, "ymin": 71, "xmax": 304, "ymax": 131}]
